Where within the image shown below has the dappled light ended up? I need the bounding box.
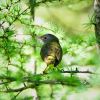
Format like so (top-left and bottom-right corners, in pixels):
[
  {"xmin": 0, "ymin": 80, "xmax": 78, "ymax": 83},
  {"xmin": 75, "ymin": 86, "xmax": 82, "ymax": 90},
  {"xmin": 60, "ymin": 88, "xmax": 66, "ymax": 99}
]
[{"xmin": 0, "ymin": 0, "xmax": 100, "ymax": 100}]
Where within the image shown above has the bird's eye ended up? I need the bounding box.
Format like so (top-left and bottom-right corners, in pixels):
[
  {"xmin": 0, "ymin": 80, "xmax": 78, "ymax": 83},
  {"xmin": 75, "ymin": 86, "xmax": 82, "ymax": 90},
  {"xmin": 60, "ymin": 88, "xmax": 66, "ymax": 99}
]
[{"xmin": 44, "ymin": 37, "xmax": 47, "ymax": 40}]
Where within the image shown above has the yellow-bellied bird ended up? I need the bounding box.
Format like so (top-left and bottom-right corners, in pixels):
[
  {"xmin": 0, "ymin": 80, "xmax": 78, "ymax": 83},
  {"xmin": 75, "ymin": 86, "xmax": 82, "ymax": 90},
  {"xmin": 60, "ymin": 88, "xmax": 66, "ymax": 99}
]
[{"xmin": 39, "ymin": 34, "xmax": 62, "ymax": 73}]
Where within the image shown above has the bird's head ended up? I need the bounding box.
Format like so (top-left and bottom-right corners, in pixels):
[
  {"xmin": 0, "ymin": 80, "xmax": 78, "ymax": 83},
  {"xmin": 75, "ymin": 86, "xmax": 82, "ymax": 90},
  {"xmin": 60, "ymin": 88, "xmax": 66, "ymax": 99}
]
[{"xmin": 39, "ymin": 34, "xmax": 59, "ymax": 44}]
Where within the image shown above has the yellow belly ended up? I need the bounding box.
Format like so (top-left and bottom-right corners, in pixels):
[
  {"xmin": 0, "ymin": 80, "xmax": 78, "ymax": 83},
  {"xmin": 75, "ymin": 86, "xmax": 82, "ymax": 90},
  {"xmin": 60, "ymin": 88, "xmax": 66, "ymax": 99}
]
[{"xmin": 44, "ymin": 55, "xmax": 55, "ymax": 65}]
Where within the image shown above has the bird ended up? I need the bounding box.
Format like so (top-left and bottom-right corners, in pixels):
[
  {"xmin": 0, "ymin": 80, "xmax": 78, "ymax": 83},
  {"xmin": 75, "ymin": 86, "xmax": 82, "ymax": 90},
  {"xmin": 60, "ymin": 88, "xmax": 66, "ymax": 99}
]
[{"xmin": 39, "ymin": 34, "xmax": 62, "ymax": 73}]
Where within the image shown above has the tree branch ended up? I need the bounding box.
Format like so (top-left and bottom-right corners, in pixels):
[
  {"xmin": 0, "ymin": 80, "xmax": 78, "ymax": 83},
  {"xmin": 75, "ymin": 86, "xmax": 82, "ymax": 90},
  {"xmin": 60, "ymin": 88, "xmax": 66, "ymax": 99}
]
[
  {"xmin": 0, "ymin": 84, "xmax": 35, "ymax": 92},
  {"xmin": 94, "ymin": 0, "xmax": 100, "ymax": 48},
  {"xmin": 0, "ymin": 69, "xmax": 94, "ymax": 87},
  {"xmin": 60, "ymin": 70, "xmax": 94, "ymax": 74},
  {"xmin": 0, "ymin": 77, "xmax": 90, "ymax": 93}
]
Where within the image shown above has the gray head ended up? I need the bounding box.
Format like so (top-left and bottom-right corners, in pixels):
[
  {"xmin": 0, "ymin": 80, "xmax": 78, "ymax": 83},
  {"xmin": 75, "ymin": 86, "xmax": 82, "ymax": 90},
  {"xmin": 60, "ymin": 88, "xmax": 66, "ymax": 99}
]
[{"xmin": 40, "ymin": 34, "xmax": 59, "ymax": 44}]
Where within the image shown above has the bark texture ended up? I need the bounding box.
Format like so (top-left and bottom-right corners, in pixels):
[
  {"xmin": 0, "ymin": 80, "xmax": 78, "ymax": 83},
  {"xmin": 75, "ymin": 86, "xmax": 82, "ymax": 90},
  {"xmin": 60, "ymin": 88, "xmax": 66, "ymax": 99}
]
[{"xmin": 94, "ymin": 0, "xmax": 100, "ymax": 48}]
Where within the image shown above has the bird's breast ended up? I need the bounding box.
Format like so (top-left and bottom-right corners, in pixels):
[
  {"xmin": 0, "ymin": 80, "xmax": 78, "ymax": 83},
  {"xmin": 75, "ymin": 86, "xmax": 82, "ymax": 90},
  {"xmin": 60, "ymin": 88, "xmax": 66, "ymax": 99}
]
[{"xmin": 44, "ymin": 55, "xmax": 55, "ymax": 65}]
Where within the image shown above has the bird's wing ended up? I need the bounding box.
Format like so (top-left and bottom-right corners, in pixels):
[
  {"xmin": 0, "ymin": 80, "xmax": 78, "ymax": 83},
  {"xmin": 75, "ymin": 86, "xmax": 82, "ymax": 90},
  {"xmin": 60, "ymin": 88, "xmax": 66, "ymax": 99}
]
[
  {"xmin": 50, "ymin": 42, "xmax": 62, "ymax": 67},
  {"xmin": 54, "ymin": 44, "xmax": 62, "ymax": 67},
  {"xmin": 56, "ymin": 47, "xmax": 62, "ymax": 60}
]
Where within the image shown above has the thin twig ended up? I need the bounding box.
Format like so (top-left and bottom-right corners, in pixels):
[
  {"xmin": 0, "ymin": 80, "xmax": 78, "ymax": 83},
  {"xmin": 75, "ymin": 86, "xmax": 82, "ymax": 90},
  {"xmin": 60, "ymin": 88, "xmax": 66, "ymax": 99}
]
[
  {"xmin": 60, "ymin": 70, "xmax": 94, "ymax": 74},
  {"xmin": 11, "ymin": 91, "xmax": 22, "ymax": 100}
]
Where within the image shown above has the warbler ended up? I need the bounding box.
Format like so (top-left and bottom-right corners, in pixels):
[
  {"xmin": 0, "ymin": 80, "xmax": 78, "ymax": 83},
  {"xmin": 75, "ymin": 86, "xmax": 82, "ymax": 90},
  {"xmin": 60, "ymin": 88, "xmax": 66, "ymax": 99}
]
[{"xmin": 39, "ymin": 34, "xmax": 62, "ymax": 73}]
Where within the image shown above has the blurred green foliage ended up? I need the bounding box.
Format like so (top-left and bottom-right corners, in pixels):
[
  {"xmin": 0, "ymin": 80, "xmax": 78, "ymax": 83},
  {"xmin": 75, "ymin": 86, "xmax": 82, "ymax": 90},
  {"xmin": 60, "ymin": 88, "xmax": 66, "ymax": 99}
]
[{"xmin": 0, "ymin": 0, "xmax": 100, "ymax": 100}]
